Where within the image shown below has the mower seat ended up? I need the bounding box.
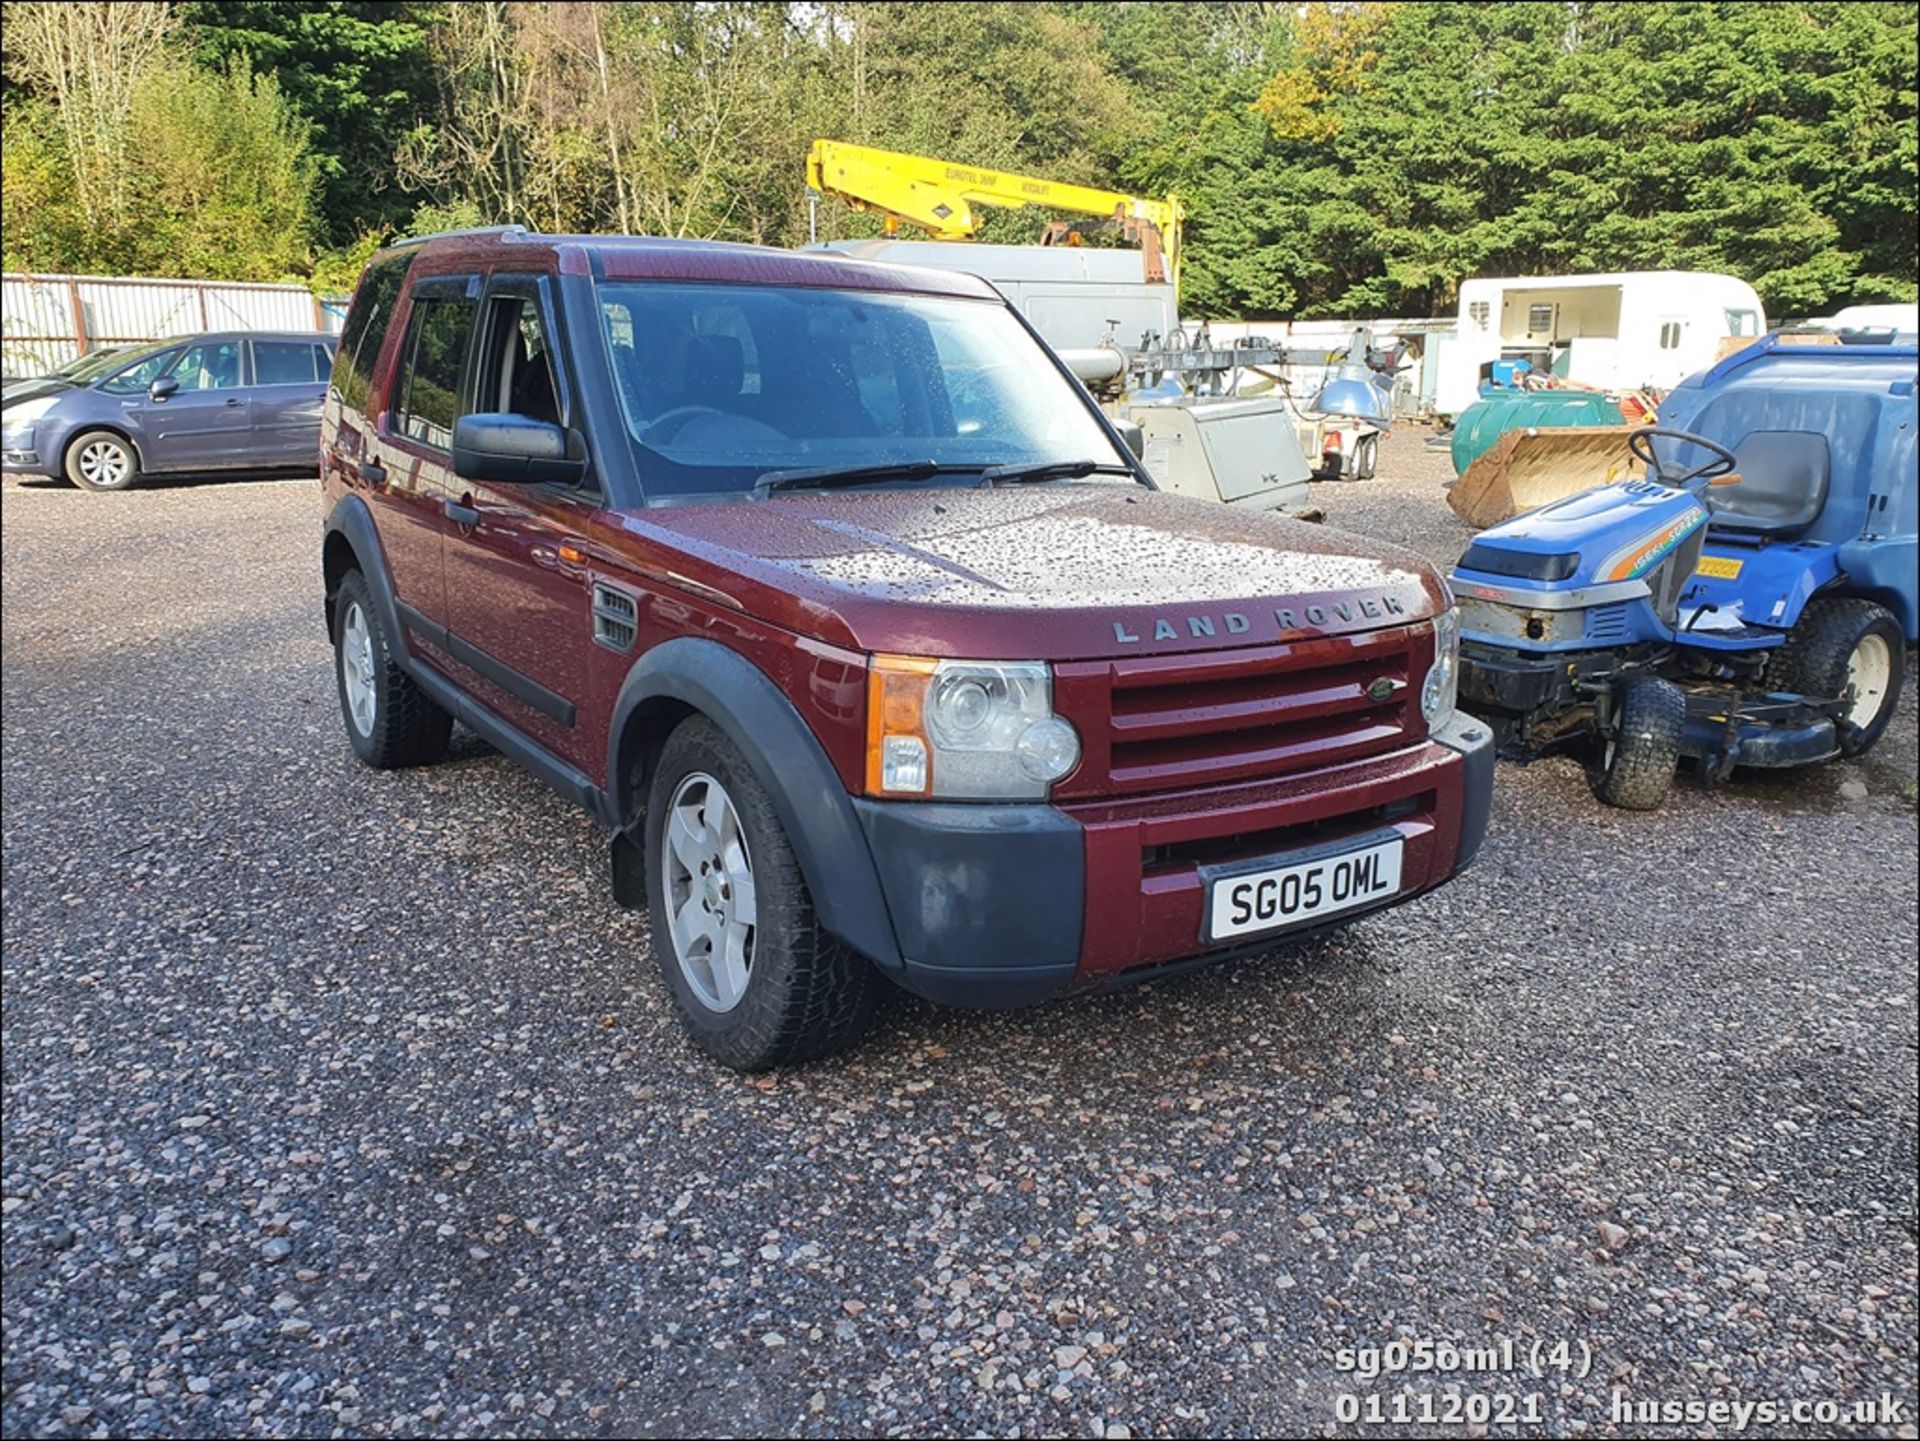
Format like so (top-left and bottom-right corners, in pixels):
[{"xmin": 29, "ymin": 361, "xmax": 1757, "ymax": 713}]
[{"xmin": 1706, "ymin": 430, "xmax": 1830, "ymax": 538}]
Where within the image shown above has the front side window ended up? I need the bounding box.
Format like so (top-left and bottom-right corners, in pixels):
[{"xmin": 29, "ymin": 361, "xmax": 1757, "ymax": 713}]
[
  {"xmin": 475, "ymin": 295, "xmax": 562, "ymax": 427},
  {"xmin": 394, "ymin": 296, "xmax": 476, "ymax": 450},
  {"xmin": 1724, "ymin": 308, "xmax": 1760, "ymax": 337},
  {"xmin": 595, "ymin": 281, "xmax": 1127, "ymax": 499},
  {"xmin": 98, "ymin": 347, "xmax": 181, "ymax": 395},
  {"xmin": 169, "ymin": 341, "xmax": 244, "ymax": 390}
]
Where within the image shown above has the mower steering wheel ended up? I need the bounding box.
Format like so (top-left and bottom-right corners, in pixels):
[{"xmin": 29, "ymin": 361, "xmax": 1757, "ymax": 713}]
[{"xmin": 1627, "ymin": 426, "xmax": 1739, "ymax": 488}]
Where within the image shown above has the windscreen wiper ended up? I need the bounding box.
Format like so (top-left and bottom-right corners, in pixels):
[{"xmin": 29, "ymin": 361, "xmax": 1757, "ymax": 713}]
[
  {"xmin": 756, "ymin": 460, "xmax": 973, "ymax": 495},
  {"xmin": 978, "ymin": 459, "xmax": 1138, "ymax": 486}
]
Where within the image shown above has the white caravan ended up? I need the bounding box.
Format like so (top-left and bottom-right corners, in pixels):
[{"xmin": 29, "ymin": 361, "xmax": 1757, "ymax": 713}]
[{"xmin": 1434, "ymin": 270, "xmax": 1766, "ymax": 417}]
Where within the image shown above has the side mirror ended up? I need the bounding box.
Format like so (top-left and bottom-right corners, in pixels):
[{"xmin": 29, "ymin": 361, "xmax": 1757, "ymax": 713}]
[
  {"xmin": 149, "ymin": 377, "xmax": 178, "ymax": 402},
  {"xmin": 1116, "ymin": 420, "xmax": 1145, "ymax": 460},
  {"xmin": 451, "ymin": 413, "xmax": 588, "ymax": 485}
]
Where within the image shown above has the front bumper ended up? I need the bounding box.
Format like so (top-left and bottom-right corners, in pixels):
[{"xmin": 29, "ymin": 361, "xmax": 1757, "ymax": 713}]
[
  {"xmin": 1458, "ymin": 642, "xmax": 1629, "ymax": 747},
  {"xmin": 851, "ymin": 714, "xmax": 1493, "ymax": 1008},
  {"xmin": 1459, "ymin": 644, "xmax": 1577, "ymax": 716},
  {"xmin": 2, "ymin": 423, "xmax": 46, "ymax": 472}
]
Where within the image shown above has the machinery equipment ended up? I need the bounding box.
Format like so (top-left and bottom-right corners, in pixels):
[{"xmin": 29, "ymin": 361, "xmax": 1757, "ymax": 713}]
[
  {"xmin": 1447, "ymin": 423, "xmax": 1640, "ymax": 528},
  {"xmin": 1122, "ymin": 324, "xmax": 1404, "ymax": 506},
  {"xmin": 1448, "ymin": 333, "xmax": 1917, "ymax": 809},
  {"xmin": 806, "ymin": 140, "xmax": 1183, "ymax": 288},
  {"xmin": 1448, "ymin": 389, "xmax": 1626, "ymax": 481}
]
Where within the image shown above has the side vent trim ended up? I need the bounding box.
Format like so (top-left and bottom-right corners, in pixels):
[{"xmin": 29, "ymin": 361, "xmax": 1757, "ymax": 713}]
[{"xmin": 593, "ymin": 582, "xmax": 638, "ymax": 651}]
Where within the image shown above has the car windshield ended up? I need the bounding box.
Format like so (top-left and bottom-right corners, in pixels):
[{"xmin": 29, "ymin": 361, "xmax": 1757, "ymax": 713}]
[
  {"xmin": 56, "ymin": 346, "xmax": 136, "ymax": 382},
  {"xmin": 595, "ymin": 281, "xmax": 1130, "ymax": 498}
]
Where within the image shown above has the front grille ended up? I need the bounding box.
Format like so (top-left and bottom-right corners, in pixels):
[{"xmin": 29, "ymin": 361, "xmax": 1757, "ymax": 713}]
[
  {"xmin": 1142, "ymin": 792, "xmax": 1429, "ymax": 873},
  {"xmin": 1056, "ymin": 626, "xmax": 1425, "ymax": 798}
]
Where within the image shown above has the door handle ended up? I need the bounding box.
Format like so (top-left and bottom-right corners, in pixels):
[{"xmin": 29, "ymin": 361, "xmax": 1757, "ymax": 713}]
[
  {"xmin": 225, "ymin": 397, "xmax": 244, "ymax": 406},
  {"xmin": 357, "ymin": 459, "xmax": 387, "ymax": 486},
  {"xmin": 444, "ymin": 498, "xmax": 481, "ymax": 527}
]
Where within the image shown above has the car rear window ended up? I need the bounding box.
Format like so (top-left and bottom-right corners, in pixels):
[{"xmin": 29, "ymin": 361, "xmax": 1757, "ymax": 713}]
[{"xmin": 333, "ymin": 251, "xmax": 414, "ymax": 412}]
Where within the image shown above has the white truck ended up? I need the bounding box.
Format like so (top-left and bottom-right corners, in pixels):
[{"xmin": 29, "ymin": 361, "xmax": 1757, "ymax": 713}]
[{"xmin": 1433, "ymin": 270, "xmax": 1767, "ymax": 417}]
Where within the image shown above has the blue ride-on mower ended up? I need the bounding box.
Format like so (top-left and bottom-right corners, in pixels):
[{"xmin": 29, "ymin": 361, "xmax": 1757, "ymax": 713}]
[{"xmin": 1448, "ymin": 333, "xmax": 1917, "ymax": 809}]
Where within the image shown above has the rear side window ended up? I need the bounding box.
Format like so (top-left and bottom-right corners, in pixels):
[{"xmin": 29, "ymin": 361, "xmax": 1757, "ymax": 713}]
[
  {"xmin": 333, "ymin": 251, "xmax": 414, "ymax": 413},
  {"xmin": 255, "ymin": 340, "xmax": 321, "ymax": 384},
  {"xmin": 394, "ymin": 295, "xmax": 477, "ymax": 449}
]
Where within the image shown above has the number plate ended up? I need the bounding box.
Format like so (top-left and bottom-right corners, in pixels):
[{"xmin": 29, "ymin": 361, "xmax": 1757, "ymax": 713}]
[
  {"xmin": 1204, "ymin": 834, "xmax": 1404, "ymax": 942},
  {"xmin": 1694, "ymin": 554, "xmax": 1743, "ymax": 580}
]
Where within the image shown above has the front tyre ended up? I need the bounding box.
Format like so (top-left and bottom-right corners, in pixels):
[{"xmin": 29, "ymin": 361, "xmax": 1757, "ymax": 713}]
[
  {"xmin": 64, "ymin": 430, "xmax": 141, "ymax": 492},
  {"xmin": 1768, "ymin": 598, "xmax": 1905, "ymax": 757},
  {"xmin": 1587, "ymin": 675, "xmax": 1684, "ymax": 810},
  {"xmin": 332, "ymin": 569, "xmax": 452, "ymax": 768},
  {"xmin": 643, "ymin": 717, "xmax": 877, "ymax": 1070}
]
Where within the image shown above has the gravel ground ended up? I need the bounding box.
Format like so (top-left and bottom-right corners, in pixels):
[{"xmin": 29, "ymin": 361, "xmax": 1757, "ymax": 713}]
[{"xmin": 3, "ymin": 437, "xmax": 1916, "ymax": 1439}]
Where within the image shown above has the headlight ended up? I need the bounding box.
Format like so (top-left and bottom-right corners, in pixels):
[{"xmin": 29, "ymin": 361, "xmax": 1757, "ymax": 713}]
[
  {"xmin": 866, "ymin": 656, "xmax": 1081, "ymax": 800},
  {"xmin": 2, "ymin": 395, "xmax": 59, "ymax": 425},
  {"xmin": 1422, "ymin": 608, "xmax": 1459, "ymax": 732}
]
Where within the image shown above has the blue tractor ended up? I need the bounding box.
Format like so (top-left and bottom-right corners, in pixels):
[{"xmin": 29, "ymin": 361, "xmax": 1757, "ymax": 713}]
[{"xmin": 1449, "ymin": 332, "xmax": 1917, "ymax": 808}]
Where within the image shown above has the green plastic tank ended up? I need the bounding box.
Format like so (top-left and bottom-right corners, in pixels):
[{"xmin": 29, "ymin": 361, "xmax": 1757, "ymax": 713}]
[{"xmin": 1449, "ymin": 390, "xmax": 1625, "ymax": 475}]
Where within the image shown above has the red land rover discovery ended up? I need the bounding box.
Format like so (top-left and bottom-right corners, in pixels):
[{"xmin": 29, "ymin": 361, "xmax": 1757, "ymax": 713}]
[{"xmin": 319, "ymin": 227, "xmax": 1493, "ymax": 1069}]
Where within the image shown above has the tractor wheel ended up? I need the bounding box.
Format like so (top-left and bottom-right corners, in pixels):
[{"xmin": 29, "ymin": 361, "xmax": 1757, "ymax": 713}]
[
  {"xmin": 1587, "ymin": 676, "xmax": 1684, "ymax": 810},
  {"xmin": 1768, "ymin": 598, "xmax": 1905, "ymax": 757}
]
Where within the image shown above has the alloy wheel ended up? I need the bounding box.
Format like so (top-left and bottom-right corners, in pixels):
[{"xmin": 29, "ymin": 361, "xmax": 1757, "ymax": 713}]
[
  {"xmin": 661, "ymin": 771, "xmax": 757, "ymax": 1013},
  {"xmin": 341, "ymin": 602, "xmax": 377, "ymax": 737},
  {"xmin": 78, "ymin": 439, "xmax": 129, "ymax": 488}
]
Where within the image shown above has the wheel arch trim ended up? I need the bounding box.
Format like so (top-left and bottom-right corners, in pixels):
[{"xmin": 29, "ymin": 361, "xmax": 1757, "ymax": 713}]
[
  {"xmin": 609, "ymin": 637, "xmax": 902, "ymax": 970},
  {"xmin": 65, "ymin": 424, "xmax": 147, "ymax": 474},
  {"xmin": 322, "ymin": 494, "xmax": 409, "ymax": 660}
]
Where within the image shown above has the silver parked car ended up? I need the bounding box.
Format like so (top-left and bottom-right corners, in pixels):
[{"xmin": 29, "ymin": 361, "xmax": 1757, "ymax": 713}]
[{"xmin": 1, "ymin": 331, "xmax": 338, "ymax": 491}]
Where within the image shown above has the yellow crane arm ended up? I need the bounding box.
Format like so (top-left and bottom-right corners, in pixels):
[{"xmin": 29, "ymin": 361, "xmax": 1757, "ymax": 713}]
[{"xmin": 806, "ymin": 140, "xmax": 1182, "ymax": 291}]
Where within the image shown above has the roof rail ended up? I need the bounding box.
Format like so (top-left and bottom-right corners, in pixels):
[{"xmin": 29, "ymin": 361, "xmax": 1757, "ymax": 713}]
[{"xmin": 391, "ymin": 224, "xmax": 531, "ymax": 249}]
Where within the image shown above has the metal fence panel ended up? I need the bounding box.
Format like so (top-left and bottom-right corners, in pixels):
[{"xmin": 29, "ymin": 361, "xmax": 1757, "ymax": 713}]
[{"xmin": 2, "ymin": 272, "xmax": 347, "ymax": 377}]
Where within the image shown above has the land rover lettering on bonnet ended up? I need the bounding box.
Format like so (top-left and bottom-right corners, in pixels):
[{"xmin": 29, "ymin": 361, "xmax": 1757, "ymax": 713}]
[
  {"xmin": 1112, "ymin": 594, "xmax": 1408, "ymax": 644},
  {"xmin": 317, "ymin": 226, "xmax": 1493, "ymax": 1069}
]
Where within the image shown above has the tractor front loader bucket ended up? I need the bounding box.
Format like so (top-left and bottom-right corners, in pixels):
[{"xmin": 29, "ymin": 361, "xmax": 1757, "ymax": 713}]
[{"xmin": 1446, "ymin": 426, "xmax": 1637, "ymax": 529}]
